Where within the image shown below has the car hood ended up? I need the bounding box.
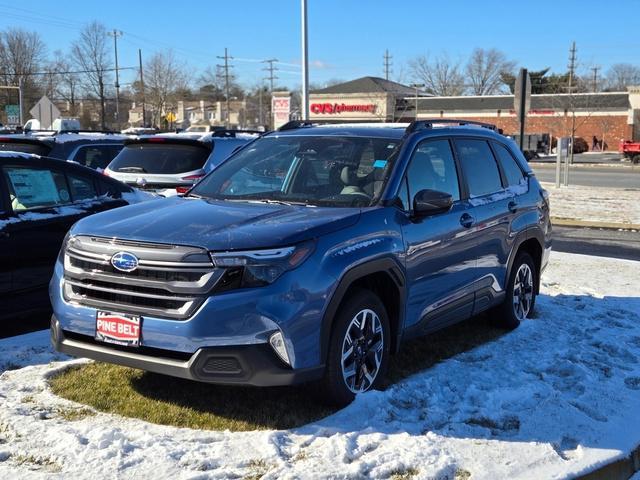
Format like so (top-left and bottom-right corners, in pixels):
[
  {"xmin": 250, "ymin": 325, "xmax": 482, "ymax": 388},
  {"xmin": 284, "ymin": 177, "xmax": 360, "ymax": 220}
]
[{"xmin": 71, "ymin": 196, "xmax": 362, "ymax": 250}]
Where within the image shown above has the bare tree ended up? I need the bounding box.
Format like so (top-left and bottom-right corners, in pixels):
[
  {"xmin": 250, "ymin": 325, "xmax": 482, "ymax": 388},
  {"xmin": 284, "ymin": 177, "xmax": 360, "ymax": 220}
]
[
  {"xmin": 50, "ymin": 50, "xmax": 80, "ymax": 116},
  {"xmin": 0, "ymin": 28, "xmax": 46, "ymax": 116},
  {"xmin": 144, "ymin": 50, "xmax": 188, "ymax": 126},
  {"xmin": 466, "ymin": 48, "xmax": 515, "ymax": 95},
  {"xmin": 604, "ymin": 63, "xmax": 640, "ymax": 91},
  {"xmin": 409, "ymin": 53, "xmax": 465, "ymax": 96},
  {"xmin": 71, "ymin": 21, "xmax": 112, "ymax": 129}
]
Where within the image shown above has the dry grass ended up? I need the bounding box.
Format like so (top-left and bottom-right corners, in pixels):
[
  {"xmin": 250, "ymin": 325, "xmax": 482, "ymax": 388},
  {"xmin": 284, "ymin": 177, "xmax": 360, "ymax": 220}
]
[{"xmin": 50, "ymin": 314, "xmax": 505, "ymax": 431}]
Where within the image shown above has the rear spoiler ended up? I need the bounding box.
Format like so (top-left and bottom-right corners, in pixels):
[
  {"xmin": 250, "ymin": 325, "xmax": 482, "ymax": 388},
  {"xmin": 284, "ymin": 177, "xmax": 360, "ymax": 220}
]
[{"xmin": 124, "ymin": 136, "xmax": 213, "ymax": 150}]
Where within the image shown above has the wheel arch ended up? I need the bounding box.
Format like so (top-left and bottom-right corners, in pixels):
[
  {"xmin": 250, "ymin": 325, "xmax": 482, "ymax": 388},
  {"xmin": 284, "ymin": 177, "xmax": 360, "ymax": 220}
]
[
  {"xmin": 508, "ymin": 231, "xmax": 544, "ymax": 294},
  {"xmin": 321, "ymin": 257, "xmax": 406, "ymax": 363}
]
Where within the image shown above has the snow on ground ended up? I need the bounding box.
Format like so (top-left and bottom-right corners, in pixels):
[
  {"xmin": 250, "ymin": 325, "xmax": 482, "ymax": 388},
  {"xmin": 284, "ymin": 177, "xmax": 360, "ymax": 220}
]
[
  {"xmin": 542, "ymin": 181, "xmax": 640, "ymax": 225},
  {"xmin": 0, "ymin": 252, "xmax": 639, "ymax": 479}
]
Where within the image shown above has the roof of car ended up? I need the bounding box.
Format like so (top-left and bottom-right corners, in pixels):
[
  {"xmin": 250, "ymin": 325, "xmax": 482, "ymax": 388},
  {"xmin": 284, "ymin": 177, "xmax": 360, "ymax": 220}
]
[{"xmin": 268, "ymin": 123, "xmax": 409, "ymax": 139}]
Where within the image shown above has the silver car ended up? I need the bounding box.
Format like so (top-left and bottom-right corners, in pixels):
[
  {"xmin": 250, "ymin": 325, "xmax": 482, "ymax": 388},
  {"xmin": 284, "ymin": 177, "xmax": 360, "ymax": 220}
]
[{"xmin": 105, "ymin": 133, "xmax": 256, "ymax": 196}]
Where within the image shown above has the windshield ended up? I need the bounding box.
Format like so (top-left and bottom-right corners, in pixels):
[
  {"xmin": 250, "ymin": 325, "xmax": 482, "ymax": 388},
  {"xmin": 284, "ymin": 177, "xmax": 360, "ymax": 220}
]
[
  {"xmin": 108, "ymin": 143, "xmax": 210, "ymax": 174},
  {"xmin": 190, "ymin": 135, "xmax": 400, "ymax": 207},
  {"xmin": 0, "ymin": 141, "xmax": 51, "ymax": 156}
]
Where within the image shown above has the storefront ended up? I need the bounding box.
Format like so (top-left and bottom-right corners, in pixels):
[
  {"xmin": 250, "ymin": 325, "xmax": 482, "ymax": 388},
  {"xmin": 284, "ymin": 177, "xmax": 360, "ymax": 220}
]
[{"xmin": 309, "ymin": 76, "xmax": 418, "ymax": 123}]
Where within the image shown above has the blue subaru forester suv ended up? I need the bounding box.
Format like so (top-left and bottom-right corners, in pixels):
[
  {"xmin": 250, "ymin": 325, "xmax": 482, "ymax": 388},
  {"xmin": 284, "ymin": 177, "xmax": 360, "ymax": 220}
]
[{"xmin": 50, "ymin": 120, "xmax": 551, "ymax": 405}]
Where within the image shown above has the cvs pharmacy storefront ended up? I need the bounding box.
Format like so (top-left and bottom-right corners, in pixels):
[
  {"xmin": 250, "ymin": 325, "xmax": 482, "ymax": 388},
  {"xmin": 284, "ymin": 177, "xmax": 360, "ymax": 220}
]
[{"xmin": 309, "ymin": 76, "xmax": 416, "ymax": 123}]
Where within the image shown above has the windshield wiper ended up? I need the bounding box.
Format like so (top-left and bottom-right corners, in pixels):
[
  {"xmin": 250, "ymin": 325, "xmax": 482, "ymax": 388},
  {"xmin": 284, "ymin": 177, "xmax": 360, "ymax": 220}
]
[
  {"xmin": 249, "ymin": 199, "xmax": 309, "ymax": 206},
  {"xmin": 118, "ymin": 166, "xmax": 147, "ymax": 173}
]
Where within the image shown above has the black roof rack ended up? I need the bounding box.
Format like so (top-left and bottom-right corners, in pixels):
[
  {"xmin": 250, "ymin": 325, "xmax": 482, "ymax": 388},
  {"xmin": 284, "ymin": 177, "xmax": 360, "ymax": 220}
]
[
  {"xmin": 52, "ymin": 129, "xmax": 119, "ymax": 135},
  {"xmin": 210, "ymin": 129, "xmax": 264, "ymax": 137},
  {"xmin": 278, "ymin": 120, "xmax": 315, "ymax": 131},
  {"xmin": 405, "ymin": 119, "xmax": 500, "ymax": 134}
]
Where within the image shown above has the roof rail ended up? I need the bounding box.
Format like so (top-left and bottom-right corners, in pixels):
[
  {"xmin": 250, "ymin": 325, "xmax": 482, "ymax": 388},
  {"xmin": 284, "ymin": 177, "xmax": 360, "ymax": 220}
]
[
  {"xmin": 277, "ymin": 120, "xmax": 315, "ymax": 131},
  {"xmin": 210, "ymin": 129, "xmax": 264, "ymax": 137},
  {"xmin": 53, "ymin": 129, "xmax": 119, "ymax": 135},
  {"xmin": 405, "ymin": 119, "xmax": 500, "ymax": 134}
]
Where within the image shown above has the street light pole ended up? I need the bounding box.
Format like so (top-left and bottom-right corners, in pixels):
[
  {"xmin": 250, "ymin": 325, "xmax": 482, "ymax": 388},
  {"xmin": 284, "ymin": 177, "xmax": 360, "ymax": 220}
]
[
  {"xmin": 108, "ymin": 29, "xmax": 123, "ymax": 127},
  {"xmin": 410, "ymin": 83, "xmax": 425, "ymax": 120},
  {"xmin": 301, "ymin": 0, "xmax": 309, "ymax": 120}
]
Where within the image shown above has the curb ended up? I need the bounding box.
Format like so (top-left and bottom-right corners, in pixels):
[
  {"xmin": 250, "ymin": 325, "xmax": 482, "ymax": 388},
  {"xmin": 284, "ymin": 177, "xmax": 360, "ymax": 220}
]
[
  {"xmin": 551, "ymin": 218, "xmax": 640, "ymax": 230},
  {"xmin": 576, "ymin": 443, "xmax": 640, "ymax": 480}
]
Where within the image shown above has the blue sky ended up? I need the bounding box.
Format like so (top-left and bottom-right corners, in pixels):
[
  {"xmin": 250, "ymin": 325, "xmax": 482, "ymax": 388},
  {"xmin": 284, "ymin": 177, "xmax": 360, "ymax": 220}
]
[{"xmin": 1, "ymin": 0, "xmax": 639, "ymax": 90}]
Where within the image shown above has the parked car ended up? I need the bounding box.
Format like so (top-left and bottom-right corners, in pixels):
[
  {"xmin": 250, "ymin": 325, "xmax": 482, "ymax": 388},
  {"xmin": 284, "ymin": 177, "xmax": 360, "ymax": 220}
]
[
  {"xmin": 0, "ymin": 131, "xmax": 127, "ymax": 170},
  {"xmin": 50, "ymin": 120, "xmax": 552, "ymax": 405},
  {"xmin": 104, "ymin": 132, "xmax": 257, "ymax": 195},
  {"xmin": 0, "ymin": 152, "xmax": 152, "ymax": 320}
]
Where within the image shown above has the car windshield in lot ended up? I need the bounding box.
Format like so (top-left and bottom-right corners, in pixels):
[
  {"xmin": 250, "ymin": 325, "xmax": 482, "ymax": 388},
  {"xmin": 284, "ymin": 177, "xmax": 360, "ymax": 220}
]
[
  {"xmin": 190, "ymin": 135, "xmax": 400, "ymax": 207},
  {"xmin": 0, "ymin": 141, "xmax": 51, "ymax": 156},
  {"xmin": 109, "ymin": 143, "xmax": 210, "ymax": 174}
]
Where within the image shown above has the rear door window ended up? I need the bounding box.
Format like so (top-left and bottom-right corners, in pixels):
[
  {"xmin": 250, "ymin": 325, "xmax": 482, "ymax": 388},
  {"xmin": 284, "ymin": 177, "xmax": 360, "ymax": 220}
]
[
  {"xmin": 492, "ymin": 142, "xmax": 525, "ymax": 187},
  {"xmin": 109, "ymin": 143, "xmax": 210, "ymax": 174},
  {"xmin": 454, "ymin": 139, "xmax": 503, "ymax": 197},
  {"xmin": 3, "ymin": 166, "xmax": 69, "ymax": 211},
  {"xmin": 67, "ymin": 173, "xmax": 98, "ymax": 201}
]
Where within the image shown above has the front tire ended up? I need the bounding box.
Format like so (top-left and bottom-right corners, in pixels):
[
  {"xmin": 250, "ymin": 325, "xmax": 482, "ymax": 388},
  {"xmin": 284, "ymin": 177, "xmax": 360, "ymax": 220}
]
[
  {"xmin": 492, "ymin": 252, "xmax": 537, "ymax": 329},
  {"xmin": 321, "ymin": 289, "xmax": 390, "ymax": 406}
]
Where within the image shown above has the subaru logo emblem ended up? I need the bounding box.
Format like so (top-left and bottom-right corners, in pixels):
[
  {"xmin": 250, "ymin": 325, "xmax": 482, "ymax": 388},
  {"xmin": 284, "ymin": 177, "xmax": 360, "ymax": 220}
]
[{"xmin": 111, "ymin": 252, "xmax": 139, "ymax": 272}]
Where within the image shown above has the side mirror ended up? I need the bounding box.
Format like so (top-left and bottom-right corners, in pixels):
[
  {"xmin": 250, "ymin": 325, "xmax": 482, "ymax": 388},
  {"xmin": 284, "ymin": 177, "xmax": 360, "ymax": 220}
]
[{"xmin": 412, "ymin": 189, "xmax": 453, "ymax": 217}]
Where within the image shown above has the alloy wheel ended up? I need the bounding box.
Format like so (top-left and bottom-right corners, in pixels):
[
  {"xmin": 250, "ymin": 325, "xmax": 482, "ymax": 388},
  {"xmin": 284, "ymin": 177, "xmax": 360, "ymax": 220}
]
[
  {"xmin": 340, "ymin": 308, "xmax": 384, "ymax": 393},
  {"xmin": 513, "ymin": 263, "xmax": 534, "ymax": 321}
]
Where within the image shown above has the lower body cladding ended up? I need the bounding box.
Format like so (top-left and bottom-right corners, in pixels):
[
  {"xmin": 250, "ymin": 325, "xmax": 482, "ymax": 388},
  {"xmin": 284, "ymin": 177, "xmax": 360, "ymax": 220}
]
[
  {"xmin": 49, "ymin": 260, "xmax": 330, "ymax": 386},
  {"xmin": 50, "ymin": 316, "xmax": 323, "ymax": 386}
]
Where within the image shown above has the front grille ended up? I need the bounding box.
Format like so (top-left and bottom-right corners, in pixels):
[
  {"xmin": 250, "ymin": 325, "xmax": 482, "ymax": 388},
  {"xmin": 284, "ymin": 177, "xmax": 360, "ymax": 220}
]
[
  {"xmin": 202, "ymin": 357, "xmax": 243, "ymax": 375},
  {"xmin": 63, "ymin": 235, "xmax": 223, "ymax": 319}
]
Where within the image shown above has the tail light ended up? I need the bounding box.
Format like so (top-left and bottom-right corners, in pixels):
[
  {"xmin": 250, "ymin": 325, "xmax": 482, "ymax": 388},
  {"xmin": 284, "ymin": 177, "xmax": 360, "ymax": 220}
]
[{"xmin": 176, "ymin": 186, "xmax": 190, "ymax": 194}]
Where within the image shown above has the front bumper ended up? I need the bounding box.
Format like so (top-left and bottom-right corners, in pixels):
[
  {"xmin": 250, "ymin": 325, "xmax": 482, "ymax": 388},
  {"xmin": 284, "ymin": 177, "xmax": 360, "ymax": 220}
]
[{"xmin": 51, "ymin": 315, "xmax": 324, "ymax": 387}]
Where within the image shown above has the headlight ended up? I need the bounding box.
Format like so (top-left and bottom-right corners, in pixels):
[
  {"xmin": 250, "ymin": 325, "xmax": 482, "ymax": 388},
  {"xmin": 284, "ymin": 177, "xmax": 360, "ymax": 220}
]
[
  {"xmin": 57, "ymin": 232, "xmax": 73, "ymax": 263},
  {"xmin": 211, "ymin": 241, "xmax": 314, "ymax": 289}
]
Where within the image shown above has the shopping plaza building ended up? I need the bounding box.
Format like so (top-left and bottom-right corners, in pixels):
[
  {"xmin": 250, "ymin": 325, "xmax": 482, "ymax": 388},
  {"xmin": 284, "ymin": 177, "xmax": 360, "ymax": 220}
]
[{"xmin": 310, "ymin": 77, "xmax": 640, "ymax": 148}]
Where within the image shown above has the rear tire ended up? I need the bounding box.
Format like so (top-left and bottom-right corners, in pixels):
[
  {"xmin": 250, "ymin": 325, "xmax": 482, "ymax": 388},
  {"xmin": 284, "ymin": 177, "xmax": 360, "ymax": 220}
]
[
  {"xmin": 632, "ymin": 154, "xmax": 640, "ymax": 165},
  {"xmin": 320, "ymin": 289, "xmax": 390, "ymax": 406},
  {"xmin": 491, "ymin": 252, "xmax": 537, "ymax": 330}
]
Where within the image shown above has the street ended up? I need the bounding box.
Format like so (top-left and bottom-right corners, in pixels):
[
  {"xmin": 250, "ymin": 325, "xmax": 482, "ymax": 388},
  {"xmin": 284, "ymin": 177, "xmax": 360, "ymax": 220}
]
[
  {"xmin": 552, "ymin": 225, "xmax": 640, "ymax": 261},
  {"xmin": 532, "ymin": 163, "xmax": 640, "ymax": 188}
]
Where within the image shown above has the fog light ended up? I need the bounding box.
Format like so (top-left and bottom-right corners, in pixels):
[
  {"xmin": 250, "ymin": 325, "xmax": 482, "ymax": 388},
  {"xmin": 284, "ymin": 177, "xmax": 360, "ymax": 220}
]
[{"xmin": 269, "ymin": 331, "xmax": 290, "ymax": 366}]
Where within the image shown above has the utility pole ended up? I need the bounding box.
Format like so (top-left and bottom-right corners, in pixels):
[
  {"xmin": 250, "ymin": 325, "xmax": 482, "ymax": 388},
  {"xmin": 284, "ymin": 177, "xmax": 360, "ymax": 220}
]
[
  {"xmin": 383, "ymin": 49, "xmax": 393, "ymax": 80},
  {"xmin": 566, "ymin": 41, "xmax": 577, "ymax": 184},
  {"xmin": 138, "ymin": 49, "xmax": 146, "ymax": 127},
  {"xmin": 216, "ymin": 47, "xmax": 234, "ymax": 128},
  {"xmin": 301, "ymin": 0, "xmax": 309, "ymax": 120},
  {"xmin": 262, "ymin": 58, "xmax": 279, "ymax": 92},
  {"xmin": 108, "ymin": 29, "xmax": 123, "ymax": 128},
  {"xmin": 591, "ymin": 65, "xmax": 600, "ymax": 93}
]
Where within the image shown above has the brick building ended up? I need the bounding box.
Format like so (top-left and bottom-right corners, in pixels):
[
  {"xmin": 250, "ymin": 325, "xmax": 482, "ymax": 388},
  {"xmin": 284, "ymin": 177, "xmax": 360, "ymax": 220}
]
[
  {"xmin": 411, "ymin": 91, "xmax": 638, "ymax": 150},
  {"xmin": 306, "ymin": 77, "xmax": 640, "ymax": 151}
]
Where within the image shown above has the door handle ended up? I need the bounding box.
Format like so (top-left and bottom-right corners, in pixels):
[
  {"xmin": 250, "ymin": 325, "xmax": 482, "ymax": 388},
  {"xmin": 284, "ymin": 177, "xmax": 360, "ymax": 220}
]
[
  {"xmin": 459, "ymin": 213, "xmax": 475, "ymax": 228},
  {"xmin": 508, "ymin": 201, "xmax": 518, "ymax": 213}
]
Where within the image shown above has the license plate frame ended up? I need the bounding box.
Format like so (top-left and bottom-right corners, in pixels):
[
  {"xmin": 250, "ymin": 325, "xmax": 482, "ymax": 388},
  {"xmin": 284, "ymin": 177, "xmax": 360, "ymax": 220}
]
[{"xmin": 95, "ymin": 311, "xmax": 141, "ymax": 347}]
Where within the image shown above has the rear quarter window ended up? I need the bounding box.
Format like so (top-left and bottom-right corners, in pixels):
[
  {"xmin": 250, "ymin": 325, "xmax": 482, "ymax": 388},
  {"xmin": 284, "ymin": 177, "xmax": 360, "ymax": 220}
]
[
  {"xmin": 454, "ymin": 138, "xmax": 503, "ymax": 197},
  {"xmin": 492, "ymin": 142, "xmax": 525, "ymax": 187}
]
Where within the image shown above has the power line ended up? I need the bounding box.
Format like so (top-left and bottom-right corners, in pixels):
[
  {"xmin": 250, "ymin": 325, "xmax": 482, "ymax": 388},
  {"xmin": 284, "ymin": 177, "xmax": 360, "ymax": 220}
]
[
  {"xmin": 216, "ymin": 47, "xmax": 234, "ymax": 128},
  {"xmin": 383, "ymin": 49, "xmax": 392, "ymax": 80},
  {"xmin": 0, "ymin": 66, "xmax": 136, "ymax": 77}
]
